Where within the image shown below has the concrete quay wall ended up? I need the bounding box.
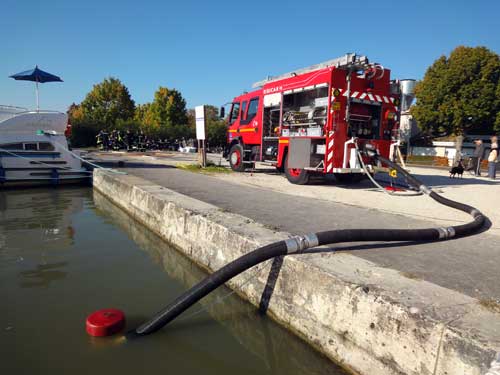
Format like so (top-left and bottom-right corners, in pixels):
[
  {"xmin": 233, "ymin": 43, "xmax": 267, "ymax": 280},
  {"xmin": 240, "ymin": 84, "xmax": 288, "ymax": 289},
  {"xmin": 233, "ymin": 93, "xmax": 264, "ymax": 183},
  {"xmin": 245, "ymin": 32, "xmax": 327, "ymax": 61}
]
[{"xmin": 93, "ymin": 169, "xmax": 500, "ymax": 375}]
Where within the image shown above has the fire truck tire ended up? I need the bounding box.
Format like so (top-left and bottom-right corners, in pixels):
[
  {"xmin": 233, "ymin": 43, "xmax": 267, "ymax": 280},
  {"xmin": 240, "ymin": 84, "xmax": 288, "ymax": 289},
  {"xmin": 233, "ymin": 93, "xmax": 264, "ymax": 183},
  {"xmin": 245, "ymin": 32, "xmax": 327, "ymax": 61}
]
[
  {"xmin": 284, "ymin": 154, "xmax": 310, "ymax": 184},
  {"xmin": 229, "ymin": 144, "xmax": 246, "ymax": 172},
  {"xmin": 275, "ymin": 151, "xmax": 286, "ymax": 173}
]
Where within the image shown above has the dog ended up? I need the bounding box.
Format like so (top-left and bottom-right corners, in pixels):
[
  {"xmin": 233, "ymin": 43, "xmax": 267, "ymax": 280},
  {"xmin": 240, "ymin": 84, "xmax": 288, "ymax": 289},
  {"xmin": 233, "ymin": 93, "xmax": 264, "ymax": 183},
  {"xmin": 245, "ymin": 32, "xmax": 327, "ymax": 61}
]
[{"xmin": 449, "ymin": 160, "xmax": 464, "ymax": 178}]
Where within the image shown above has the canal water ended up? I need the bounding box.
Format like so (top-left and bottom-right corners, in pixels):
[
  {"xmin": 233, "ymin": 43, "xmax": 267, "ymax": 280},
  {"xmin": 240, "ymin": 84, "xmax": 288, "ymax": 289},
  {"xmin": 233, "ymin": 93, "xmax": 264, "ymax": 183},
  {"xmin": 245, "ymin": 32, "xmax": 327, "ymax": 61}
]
[{"xmin": 0, "ymin": 187, "xmax": 347, "ymax": 375}]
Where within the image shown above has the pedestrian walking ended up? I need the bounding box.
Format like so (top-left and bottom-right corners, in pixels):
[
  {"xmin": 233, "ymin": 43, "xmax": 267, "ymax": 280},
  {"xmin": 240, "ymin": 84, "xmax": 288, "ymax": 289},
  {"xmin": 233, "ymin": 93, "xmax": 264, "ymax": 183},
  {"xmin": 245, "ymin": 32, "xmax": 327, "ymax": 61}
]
[
  {"xmin": 472, "ymin": 139, "xmax": 485, "ymax": 176},
  {"xmin": 488, "ymin": 136, "xmax": 498, "ymax": 179}
]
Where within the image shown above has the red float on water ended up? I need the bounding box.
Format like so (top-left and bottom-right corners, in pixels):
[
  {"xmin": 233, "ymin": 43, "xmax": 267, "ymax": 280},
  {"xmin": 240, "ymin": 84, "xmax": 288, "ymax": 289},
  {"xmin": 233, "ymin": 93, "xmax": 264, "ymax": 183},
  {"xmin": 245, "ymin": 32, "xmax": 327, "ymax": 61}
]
[{"xmin": 86, "ymin": 309, "xmax": 125, "ymax": 337}]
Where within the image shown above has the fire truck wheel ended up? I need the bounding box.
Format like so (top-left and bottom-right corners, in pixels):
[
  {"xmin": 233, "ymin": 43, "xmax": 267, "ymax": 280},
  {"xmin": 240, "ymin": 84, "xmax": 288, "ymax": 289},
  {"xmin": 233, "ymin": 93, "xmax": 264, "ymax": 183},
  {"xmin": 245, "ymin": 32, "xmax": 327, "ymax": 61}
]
[
  {"xmin": 284, "ymin": 154, "xmax": 309, "ymax": 184},
  {"xmin": 229, "ymin": 144, "xmax": 246, "ymax": 172}
]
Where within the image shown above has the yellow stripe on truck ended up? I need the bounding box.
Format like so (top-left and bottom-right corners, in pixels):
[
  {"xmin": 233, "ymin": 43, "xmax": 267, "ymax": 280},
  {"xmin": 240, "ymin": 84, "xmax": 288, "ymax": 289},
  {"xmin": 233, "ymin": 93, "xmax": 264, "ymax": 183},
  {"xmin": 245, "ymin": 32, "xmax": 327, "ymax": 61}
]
[
  {"xmin": 239, "ymin": 128, "xmax": 256, "ymax": 133},
  {"xmin": 279, "ymin": 139, "xmax": 289, "ymax": 144}
]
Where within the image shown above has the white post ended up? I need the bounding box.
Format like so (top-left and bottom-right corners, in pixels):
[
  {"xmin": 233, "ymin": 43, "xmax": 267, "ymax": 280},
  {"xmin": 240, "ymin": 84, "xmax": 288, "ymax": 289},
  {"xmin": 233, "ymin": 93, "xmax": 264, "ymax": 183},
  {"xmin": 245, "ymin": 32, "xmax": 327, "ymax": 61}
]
[
  {"xmin": 35, "ymin": 80, "xmax": 39, "ymax": 112},
  {"xmin": 195, "ymin": 105, "xmax": 207, "ymax": 167}
]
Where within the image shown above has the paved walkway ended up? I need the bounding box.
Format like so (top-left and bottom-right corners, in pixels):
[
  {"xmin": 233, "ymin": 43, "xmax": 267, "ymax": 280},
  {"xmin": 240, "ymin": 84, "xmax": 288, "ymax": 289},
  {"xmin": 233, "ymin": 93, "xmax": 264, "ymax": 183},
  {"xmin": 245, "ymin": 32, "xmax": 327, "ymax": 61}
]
[
  {"xmin": 89, "ymin": 152, "xmax": 500, "ymax": 303},
  {"xmin": 90, "ymin": 151, "xmax": 500, "ymax": 235}
]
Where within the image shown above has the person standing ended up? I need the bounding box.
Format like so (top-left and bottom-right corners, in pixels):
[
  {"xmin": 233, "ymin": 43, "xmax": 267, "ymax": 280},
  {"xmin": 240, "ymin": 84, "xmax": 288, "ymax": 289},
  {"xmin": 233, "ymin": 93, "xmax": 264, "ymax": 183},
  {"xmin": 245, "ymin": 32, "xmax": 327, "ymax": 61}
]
[
  {"xmin": 473, "ymin": 139, "xmax": 485, "ymax": 176},
  {"xmin": 488, "ymin": 136, "xmax": 498, "ymax": 179},
  {"xmin": 125, "ymin": 130, "xmax": 132, "ymax": 152},
  {"xmin": 96, "ymin": 130, "xmax": 103, "ymax": 150}
]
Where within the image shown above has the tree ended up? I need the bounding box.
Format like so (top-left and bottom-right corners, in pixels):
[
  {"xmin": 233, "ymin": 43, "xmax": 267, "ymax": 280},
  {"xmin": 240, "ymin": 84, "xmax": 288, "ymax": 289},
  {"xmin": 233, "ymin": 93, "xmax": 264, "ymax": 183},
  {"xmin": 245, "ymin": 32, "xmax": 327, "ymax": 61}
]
[
  {"xmin": 67, "ymin": 103, "xmax": 95, "ymax": 147},
  {"xmin": 147, "ymin": 87, "xmax": 188, "ymax": 138},
  {"xmin": 134, "ymin": 103, "xmax": 157, "ymax": 134},
  {"xmin": 80, "ymin": 77, "xmax": 135, "ymax": 129},
  {"xmin": 186, "ymin": 105, "xmax": 226, "ymax": 148},
  {"xmin": 496, "ymin": 83, "xmax": 500, "ymax": 130},
  {"xmin": 67, "ymin": 102, "xmax": 84, "ymax": 123},
  {"xmin": 115, "ymin": 118, "xmax": 142, "ymax": 133},
  {"xmin": 411, "ymin": 46, "xmax": 500, "ymax": 160},
  {"xmin": 205, "ymin": 105, "xmax": 226, "ymax": 148},
  {"xmin": 413, "ymin": 46, "xmax": 500, "ymax": 136},
  {"xmin": 67, "ymin": 78, "xmax": 135, "ymax": 146}
]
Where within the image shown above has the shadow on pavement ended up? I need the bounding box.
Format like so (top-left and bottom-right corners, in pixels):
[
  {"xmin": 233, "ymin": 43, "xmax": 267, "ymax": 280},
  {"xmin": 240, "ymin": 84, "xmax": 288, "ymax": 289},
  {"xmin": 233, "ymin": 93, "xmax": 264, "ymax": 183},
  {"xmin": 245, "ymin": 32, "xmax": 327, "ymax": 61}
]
[
  {"xmin": 396, "ymin": 173, "xmax": 499, "ymax": 188},
  {"xmin": 120, "ymin": 162, "xmax": 174, "ymax": 169},
  {"xmin": 88, "ymin": 160, "xmax": 174, "ymax": 169}
]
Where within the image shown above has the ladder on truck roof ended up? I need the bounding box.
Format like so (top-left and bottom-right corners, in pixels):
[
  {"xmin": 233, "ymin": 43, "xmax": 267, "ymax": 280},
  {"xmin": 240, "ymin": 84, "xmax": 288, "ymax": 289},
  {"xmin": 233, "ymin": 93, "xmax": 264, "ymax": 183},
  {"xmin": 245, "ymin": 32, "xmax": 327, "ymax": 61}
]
[{"xmin": 252, "ymin": 53, "xmax": 370, "ymax": 88}]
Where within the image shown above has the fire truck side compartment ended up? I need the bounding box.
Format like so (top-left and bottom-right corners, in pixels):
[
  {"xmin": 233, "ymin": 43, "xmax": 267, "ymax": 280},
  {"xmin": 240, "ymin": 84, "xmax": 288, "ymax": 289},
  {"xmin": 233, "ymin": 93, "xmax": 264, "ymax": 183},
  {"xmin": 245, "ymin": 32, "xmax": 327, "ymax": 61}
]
[
  {"xmin": 288, "ymin": 138, "xmax": 311, "ymax": 169},
  {"xmin": 282, "ymin": 86, "xmax": 328, "ymax": 138}
]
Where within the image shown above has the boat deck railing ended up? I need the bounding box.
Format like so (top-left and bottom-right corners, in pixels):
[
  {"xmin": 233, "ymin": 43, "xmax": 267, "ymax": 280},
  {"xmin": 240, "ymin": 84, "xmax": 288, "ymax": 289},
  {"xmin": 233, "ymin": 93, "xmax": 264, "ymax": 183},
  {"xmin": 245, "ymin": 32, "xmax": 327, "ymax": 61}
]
[{"xmin": 0, "ymin": 105, "xmax": 65, "ymax": 123}]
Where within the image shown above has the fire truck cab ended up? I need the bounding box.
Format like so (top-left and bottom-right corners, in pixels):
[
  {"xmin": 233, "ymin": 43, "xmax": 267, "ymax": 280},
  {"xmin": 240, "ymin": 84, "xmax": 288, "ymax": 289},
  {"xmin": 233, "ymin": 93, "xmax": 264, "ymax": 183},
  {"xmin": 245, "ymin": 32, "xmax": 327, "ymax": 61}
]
[{"xmin": 224, "ymin": 53, "xmax": 401, "ymax": 184}]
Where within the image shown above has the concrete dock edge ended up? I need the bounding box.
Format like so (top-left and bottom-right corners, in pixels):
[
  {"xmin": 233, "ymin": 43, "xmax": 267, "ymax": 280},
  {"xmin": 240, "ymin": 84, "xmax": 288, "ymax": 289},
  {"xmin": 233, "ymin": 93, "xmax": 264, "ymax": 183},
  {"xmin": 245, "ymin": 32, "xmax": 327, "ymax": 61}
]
[{"xmin": 93, "ymin": 169, "xmax": 500, "ymax": 375}]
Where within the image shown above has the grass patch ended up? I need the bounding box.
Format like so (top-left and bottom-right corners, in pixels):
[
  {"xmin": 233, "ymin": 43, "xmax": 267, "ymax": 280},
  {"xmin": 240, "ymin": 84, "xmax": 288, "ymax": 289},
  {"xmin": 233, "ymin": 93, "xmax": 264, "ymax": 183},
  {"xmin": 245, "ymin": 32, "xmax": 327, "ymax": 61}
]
[
  {"xmin": 479, "ymin": 298, "xmax": 500, "ymax": 313},
  {"xmin": 178, "ymin": 162, "xmax": 232, "ymax": 174}
]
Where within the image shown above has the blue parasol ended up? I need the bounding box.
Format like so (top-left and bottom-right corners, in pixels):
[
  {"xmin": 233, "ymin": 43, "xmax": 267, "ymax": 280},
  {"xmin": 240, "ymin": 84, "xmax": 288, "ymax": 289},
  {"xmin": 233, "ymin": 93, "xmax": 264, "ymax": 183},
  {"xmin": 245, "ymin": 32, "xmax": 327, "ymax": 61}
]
[{"xmin": 10, "ymin": 66, "xmax": 63, "ymax": 111}]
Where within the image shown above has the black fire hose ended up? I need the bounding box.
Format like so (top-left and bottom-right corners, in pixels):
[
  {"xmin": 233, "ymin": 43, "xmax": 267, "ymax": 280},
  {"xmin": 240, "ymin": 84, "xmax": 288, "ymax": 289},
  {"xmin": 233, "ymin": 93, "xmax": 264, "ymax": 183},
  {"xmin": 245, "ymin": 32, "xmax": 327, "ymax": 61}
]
[{"xmin": 129, "ymin": 151, "xmax": 486, "ymax": 338}]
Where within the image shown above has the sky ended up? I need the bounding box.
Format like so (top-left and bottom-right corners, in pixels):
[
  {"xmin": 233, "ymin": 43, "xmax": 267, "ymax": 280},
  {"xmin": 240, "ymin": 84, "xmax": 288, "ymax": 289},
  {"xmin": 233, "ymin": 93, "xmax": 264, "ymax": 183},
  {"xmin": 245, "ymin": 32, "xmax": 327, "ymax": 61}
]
[{"xmin": 1, "ymin": 0, "xmax": 499, "ymax": 112}]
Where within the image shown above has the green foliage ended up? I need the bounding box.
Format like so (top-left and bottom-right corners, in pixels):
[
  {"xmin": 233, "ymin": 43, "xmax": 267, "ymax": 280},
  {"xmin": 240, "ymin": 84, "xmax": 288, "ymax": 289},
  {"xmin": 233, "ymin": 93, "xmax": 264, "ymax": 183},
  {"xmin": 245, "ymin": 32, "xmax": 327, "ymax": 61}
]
[
  {"xmin": 205, "ymin": 105, "xmax": 227, "ymax": 147},
  {"xmin": 68, "ymin": 78, "xmax": 135, "ymax": 146},
  {"xmin": 496, "ymin": 83, "xmax": 500, "ymax": 131},
  {"xmin": 70, "ymin": 121, "xmax": 99, "ymax": 148},
  {"xmin": 412, "ymin": 46, "xmax": 500, "ymax": 136},
  {"xmin": 67, "ymin": 79, "xmax": 222, "ymax": 147},
  {"xmin": 67, "ymin": 102, "xmax": 98, "ymax": 147},
  {"xmin": 133, "ymin": 87, "xmax": 191, "ymax": 139},
  {"xmin": 186, "ymin": 105, "xmax": 226, "ymax": 147},
  {"xmin": 149, "ymin": 87, "xmax": 188, "ymax": 129},
  {"xmin": 178, "ymin": 163, "xmax": 231, "ymax": 174},
  {"xmin": 80, "ymin": 77, "xmax": 135, "ymax": 130},
  {"xmin": 115, "ymin": 118, "xmax": 142, "ymax": 132}
]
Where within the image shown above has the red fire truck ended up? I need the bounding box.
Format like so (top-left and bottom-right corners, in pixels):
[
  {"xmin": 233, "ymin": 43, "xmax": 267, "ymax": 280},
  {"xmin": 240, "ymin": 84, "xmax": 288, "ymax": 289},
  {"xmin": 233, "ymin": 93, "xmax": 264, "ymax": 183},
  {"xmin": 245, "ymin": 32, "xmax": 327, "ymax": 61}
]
[{"xmin": 223, "ymin": 53, "xmax": 402, "ymax": 184}]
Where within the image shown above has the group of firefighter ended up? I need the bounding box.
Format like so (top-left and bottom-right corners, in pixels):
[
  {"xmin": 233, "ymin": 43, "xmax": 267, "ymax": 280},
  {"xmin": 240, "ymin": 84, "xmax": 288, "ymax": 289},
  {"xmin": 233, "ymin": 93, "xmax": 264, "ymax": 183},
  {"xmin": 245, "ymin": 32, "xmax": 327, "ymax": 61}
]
[{"xmin": 96, "ymin": 129, "xmax": 192, "ymax": 152}]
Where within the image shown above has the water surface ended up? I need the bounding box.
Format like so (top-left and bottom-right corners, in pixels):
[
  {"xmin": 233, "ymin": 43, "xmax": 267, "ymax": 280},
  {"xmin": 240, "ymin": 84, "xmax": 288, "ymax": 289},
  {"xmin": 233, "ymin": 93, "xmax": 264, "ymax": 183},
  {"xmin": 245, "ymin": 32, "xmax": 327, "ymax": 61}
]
[{"xmin": 0, "ymin": 187, "xmax": 347, "ymax": 374}]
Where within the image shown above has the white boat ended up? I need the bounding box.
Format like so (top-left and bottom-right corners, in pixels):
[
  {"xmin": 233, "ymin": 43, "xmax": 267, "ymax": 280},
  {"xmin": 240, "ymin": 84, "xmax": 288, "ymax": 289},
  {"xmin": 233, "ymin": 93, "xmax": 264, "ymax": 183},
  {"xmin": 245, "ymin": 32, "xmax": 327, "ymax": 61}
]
[{"xmin": 0, "ymin": 105, "xmax": 90, "ymax": 187}]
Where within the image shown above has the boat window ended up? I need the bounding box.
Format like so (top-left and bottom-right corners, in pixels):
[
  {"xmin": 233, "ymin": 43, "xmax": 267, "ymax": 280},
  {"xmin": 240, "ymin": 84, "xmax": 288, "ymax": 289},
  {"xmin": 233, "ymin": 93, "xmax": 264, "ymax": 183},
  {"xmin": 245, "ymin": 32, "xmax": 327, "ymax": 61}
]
[
  {"xmin": 0, "ymin": 143, "xmax": 24, "ymax": 150},
  {"xmin": 24, "ymin": 143, "xmax": 38, "ymax": 151},
  {"xmin": 38, "ymin": 142, "xmax": 55, "ymax": 151}
]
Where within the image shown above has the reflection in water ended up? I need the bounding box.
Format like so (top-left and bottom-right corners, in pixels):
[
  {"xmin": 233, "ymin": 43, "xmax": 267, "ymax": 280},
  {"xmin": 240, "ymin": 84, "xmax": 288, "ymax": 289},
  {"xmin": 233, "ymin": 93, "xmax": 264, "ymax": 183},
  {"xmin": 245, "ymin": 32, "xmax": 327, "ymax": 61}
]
[
  {"xmin": 1, "ymin": 187, "xmax": 346, "ymax": 375},
  {"xmin": 0, "ymin": 189, "xmax": 84, "ymax": 292},
  {"xmin": 0, "ymin": 190, "xmax": 87, "ymax": 323},
  {"xmin": 19, "ymin": 262, "xmax": 68, "ymax": 288},
  {"xmin": 0, "ymin": 188, "xmax": 84, "ymax": 257}
]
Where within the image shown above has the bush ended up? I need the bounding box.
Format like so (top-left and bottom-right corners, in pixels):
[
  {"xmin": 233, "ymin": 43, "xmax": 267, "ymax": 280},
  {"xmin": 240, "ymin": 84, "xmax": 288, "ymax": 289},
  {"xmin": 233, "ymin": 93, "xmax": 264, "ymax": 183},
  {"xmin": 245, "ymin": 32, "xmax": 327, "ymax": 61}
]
[{"xmin": 70, "ymin": 122, "xmax": 98, "ymax": 147}]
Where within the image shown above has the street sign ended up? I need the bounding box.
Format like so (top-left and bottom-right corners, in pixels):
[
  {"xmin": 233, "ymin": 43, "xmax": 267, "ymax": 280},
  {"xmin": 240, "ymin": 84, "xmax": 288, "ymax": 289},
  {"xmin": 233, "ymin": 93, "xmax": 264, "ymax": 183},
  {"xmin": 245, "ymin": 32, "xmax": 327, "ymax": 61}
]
[
  {"xmin": 195, "ymin": 105, "xmax": 207, "ymax": 167},
  {"xmin": 195, "ymin": 105, "xmax": 206, "ymax": 140}
]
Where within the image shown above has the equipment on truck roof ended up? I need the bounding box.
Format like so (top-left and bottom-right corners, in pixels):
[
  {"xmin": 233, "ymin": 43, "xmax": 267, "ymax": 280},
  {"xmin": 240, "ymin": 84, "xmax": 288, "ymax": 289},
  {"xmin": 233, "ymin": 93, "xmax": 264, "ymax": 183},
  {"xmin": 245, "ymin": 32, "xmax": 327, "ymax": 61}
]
[{"xmin": 252, "ymin": 53, "xmax": 372, "ymax": 88}]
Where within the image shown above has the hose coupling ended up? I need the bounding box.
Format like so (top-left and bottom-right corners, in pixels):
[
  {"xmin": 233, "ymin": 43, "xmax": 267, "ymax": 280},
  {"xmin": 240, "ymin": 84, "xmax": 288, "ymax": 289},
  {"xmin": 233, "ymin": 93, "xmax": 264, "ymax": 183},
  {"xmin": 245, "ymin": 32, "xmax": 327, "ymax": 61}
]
[
  {"xmin": 285, "ymin": 233, "xmax": 319, "ymax": 253},
  {"xmin": 436, "ymin": 227, "xmax": 456, "ymax": 239},
  {"xmin": 471, "ymin": 209, "xmax": 482, "ymax": 218},
  {"xmin": 419, "ymin": 185, "xmax": 432, "ymax": 195}
]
